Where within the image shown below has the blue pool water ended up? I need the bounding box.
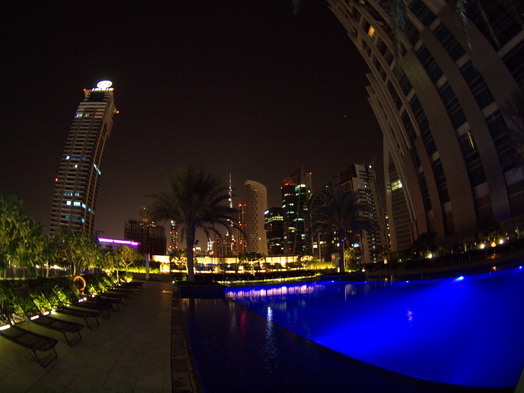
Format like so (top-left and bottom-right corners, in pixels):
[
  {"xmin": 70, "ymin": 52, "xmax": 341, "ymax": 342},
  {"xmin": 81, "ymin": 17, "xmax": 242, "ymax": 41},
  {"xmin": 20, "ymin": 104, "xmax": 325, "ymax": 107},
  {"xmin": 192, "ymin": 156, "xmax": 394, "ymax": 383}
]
[{"xmin": 227, "ymin": 267, "xmax": 524, "ymax": 388}]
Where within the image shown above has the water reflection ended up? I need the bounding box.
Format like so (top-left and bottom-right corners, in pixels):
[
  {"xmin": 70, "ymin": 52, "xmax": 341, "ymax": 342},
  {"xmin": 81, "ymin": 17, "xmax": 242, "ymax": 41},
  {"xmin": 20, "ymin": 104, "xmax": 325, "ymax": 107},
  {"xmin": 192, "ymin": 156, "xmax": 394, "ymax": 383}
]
[
  {"xmin": 226, "ymin": 267, "xmax": 524, "ymax": 387},
  {"xmin": 263, "ymin": 306, "xmax": 278, "ymax": 375}
]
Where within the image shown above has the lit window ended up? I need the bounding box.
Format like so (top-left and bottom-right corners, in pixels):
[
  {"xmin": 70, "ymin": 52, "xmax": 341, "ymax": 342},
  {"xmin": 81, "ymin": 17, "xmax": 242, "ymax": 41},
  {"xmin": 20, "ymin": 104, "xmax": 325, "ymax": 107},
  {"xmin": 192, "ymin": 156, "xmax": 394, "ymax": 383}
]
[{"xmin": 391, "ymin": 179, "xmax": 403, "ymax": 190}]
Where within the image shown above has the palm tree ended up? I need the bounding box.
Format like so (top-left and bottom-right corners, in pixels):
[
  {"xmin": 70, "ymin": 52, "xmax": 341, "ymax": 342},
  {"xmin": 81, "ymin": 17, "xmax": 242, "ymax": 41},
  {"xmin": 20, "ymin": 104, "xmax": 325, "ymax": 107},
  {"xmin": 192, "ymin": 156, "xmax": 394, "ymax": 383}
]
[
  {"xmin": 148, "ymin": 167, "xmax": 240, "ymax": 282},
  {"xmin": 310, "ymin": 184, "xmax": 369, "ymax": 273}
]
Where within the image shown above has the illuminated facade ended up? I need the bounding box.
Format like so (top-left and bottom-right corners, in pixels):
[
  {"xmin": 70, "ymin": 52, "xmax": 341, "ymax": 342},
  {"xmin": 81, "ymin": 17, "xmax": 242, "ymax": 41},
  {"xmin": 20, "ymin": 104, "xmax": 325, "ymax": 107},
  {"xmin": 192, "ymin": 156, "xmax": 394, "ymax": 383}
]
[
  {"xmin": 236, "ymin": 202, "xmax": 248, "ymax": 255},
  {"xmin": 244, "ymin": 180, "xmax": 268, "ymax": 255},
  {"xmin": 282, "ymin": 167, "xmax": 313, "ymax": 256},
  {"xmin": 339, "ymin": 164, "xmax": 386, "ymax": 263},
  {"xmin": 328, "ymin": 0, "xmax": 524, "ymax": 249},
  {"xmin": 264, "ymin": 207, "xmax": 284, "ymax": 256},
  {"xmin": 168, "ymin": 220, "xmax": 179, "ymax": 252},
  {"xmin": 50, "ymin": 81, "xmax": 117, "ymax": 235},
  {"xmin": 98, "ymin": 238, "xmax": 140, "ymax": 250}
]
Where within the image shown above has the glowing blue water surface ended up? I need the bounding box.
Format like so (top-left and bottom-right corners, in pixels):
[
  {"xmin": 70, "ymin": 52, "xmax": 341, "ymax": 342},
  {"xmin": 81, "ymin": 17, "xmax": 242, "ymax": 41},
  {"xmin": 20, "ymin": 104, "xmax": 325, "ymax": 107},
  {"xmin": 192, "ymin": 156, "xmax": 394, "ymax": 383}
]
[{"xmin": 227, "ymin": 267, "xmax": 524, "ymax": 388}]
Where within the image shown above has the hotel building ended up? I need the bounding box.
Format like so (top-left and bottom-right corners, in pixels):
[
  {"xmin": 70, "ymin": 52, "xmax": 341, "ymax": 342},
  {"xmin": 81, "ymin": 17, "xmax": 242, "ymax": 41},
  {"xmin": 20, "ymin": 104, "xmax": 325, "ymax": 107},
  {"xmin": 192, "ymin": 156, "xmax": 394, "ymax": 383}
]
[
  {"xmin": 327, "ymin": 0, "xmax": 524, "ymax": 249},
  {"xmin": 49, "ymin": 81, "xmax": 118, "ymax": 236}
]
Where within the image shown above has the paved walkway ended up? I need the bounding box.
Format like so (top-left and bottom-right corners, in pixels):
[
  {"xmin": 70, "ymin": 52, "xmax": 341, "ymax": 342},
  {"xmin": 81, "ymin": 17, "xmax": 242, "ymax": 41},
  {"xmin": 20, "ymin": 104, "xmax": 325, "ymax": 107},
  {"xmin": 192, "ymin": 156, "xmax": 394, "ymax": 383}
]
[{"xmin": 0, "ymin": 281, "xmax": 188, "ymax": 393}]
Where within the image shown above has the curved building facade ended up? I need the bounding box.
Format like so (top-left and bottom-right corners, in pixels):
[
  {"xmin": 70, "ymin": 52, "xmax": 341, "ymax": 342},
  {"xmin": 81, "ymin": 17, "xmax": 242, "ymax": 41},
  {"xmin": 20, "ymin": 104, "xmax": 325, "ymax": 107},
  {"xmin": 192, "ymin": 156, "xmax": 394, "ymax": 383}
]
[
  {"xmin": 245, "ymin": 180, "xmax": 269, "ymax": 255},
  {"xmin": 327, "ymin": 0, "xmax": 524, "ymax": 249},
  {"xmin": 50, "ymin": 81, "xmax": 117, "ymax": 235}
]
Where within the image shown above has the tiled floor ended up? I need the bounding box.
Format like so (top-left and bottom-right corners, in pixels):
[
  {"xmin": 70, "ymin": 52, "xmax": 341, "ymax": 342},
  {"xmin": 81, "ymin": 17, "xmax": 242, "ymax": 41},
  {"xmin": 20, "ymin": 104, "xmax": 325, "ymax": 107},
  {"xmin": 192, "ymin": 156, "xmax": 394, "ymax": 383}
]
[{"xmin": 0, "ymin": 281, "xmax": 181, "ymax": 393}]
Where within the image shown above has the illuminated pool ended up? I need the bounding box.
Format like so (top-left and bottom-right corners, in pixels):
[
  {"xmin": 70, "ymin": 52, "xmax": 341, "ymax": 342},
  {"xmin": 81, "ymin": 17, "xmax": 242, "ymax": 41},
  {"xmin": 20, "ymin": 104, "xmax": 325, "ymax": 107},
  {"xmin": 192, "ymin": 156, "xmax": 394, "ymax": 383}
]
[{"xmin": 227, "ymin": 266, "xmax": 524, "ymax": 388}]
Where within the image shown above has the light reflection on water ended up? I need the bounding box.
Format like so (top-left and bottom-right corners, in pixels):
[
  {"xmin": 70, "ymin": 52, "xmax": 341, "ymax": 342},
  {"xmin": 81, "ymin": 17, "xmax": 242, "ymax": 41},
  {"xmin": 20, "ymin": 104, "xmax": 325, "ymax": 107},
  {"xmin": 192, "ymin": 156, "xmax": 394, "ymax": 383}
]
[{"xmin": 227, "ymin": 267, "xmax": 524, "ymax": 388}]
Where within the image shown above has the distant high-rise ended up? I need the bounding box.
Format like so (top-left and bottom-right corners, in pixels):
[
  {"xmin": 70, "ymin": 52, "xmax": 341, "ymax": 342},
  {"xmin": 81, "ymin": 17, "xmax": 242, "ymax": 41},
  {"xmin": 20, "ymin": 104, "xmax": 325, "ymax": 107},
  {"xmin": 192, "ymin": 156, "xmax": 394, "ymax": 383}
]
[
  {"xmin": 49, "ymin": 80, "xmax": 118, "ymax": 236},
  {"xmin": 124, "ymin": 208, "xmax": 166, "ymax": 255},
  {"xmin": 328, "ymin": 0, "xmax": 524, "ymax": 249},
  {"xmin": 168, "ymin": 220, "xmax": 179, "ymax": 252},
  {"xmin": 244, "ymin": 180, "xmax": 268, "ymax": 255},
  {"xmin": 236, "ymin": 202, "xmax": 248, "ymax": 255},
  {"xmin": 339, "ymin": 164, "xmax": 386, "ymax": 263},
  {"xmin": 264, "ymin": 207, "xmax": 284, "ymax": 256},
  {"xmin": 282, "ymin": 167, "xmax": 313, "ymax": 256}
]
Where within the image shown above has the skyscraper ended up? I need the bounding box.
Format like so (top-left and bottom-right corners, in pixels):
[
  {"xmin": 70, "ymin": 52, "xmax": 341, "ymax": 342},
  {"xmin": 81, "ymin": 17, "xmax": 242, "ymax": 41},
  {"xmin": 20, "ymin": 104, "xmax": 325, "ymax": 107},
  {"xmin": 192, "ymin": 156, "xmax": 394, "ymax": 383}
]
[
  {"xmin": 282, "ymin": 167, "xmax": 313, "ymax": 256},
  {"xmin": 264, "ymin": 207, "xmax": 284, "ymax": 256},
  {"xmin": 339, "ymin": 164, "xmax": 386, "ymax": 263},
  {"xmin": 328, "ymin": 0, "xmax": 524, "ymax": 249},
  {"xmin": 244, "ymin": 180, "xmax": 269, "ymax": 255},
  {"xmin": 49, "ymin": 81, "xmax": 118, "ymax": 235},
  {"xmin": 168, "ymin": 220, "xmax": 179, "ymax": 252}
]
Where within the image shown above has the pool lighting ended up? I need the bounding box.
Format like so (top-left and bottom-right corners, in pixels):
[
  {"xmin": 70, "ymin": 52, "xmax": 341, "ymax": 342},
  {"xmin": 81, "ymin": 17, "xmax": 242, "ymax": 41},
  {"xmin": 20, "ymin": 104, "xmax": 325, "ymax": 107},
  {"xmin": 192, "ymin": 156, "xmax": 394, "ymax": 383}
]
[{"xmin": 454, "ymin": 276, "xmax": 464, "ymax": 282}]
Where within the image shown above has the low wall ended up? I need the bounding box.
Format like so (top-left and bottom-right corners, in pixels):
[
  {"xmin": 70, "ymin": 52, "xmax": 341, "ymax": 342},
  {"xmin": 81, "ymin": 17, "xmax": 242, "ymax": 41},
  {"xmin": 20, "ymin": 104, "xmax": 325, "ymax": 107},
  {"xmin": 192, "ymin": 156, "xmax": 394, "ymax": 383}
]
[{"xmin": 131, "ymin": 272, "xmax": 173, "ymax": 282}]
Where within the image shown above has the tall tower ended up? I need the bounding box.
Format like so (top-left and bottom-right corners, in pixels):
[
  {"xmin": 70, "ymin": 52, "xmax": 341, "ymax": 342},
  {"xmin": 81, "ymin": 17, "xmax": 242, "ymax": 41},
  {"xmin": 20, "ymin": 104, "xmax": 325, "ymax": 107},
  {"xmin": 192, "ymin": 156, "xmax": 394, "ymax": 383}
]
[
  {"xmin": 339, "ymin": 164, "xmax": 386, "ymax": 263},
  {"xmin": 327, "ymin": 0, "xmax": 524, "ymax": 249},
  {"xmin": 282, "ymin": 167, "xmax": 313, "ymax": 256},
  {"xmin": 264, "ymin": 207, "xmax": 284, "ymax": 256},
  {"xmin": 49, "ymin": 81, "xmax": 118, "ymax": 236},
  {"xmin": 244, "ymin": 180, "xmax": 269, "ymax": 255}
]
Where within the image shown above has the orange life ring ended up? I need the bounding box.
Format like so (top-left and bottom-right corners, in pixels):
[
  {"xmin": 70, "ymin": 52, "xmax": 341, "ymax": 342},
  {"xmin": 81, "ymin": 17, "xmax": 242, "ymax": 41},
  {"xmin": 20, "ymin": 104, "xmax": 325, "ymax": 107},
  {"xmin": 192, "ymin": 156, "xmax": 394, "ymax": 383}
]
[{"xmin": 73, "ymin": 275, "xmax": 87, "ymax": 293}]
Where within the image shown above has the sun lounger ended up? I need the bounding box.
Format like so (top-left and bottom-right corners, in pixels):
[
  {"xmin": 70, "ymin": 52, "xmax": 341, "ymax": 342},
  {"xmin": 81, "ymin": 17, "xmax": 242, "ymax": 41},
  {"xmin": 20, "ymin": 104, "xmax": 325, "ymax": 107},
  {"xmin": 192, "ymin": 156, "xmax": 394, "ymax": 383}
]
[
  {"xmin": 37, "ymin": 286, "xmax": 100, "ymax": 329},
  {"xmin": 56, "ymin": 281, "xmax": 115, "ymax": 316},
  {"xmin": 11, "ymin": 287, "xmax": 83, "ymax": 346},
  {"xmin": 84, "ymin": 276, "xmax": 129, "ymax": 305},
  {"xmin": 0, "ymin": 308, "xmax": 58, "ymax": 367}
]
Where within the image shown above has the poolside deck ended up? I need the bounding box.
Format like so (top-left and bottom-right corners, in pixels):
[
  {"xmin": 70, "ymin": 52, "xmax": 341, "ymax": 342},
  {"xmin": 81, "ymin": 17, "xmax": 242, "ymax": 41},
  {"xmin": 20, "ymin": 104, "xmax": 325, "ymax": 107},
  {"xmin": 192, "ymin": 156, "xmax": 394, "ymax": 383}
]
[
  {"xmin": 0, "ymin": 281, "xmax": 194, "ymax": 393},
  {"xmin": 0, "ymin": 273, "xmax": 520, "ymax": 392}
]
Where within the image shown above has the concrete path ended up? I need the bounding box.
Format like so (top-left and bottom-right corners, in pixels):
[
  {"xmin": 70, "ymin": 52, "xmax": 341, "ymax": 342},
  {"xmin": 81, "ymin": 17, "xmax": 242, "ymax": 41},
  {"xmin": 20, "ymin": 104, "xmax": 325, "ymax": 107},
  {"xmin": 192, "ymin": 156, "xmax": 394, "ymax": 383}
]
[{"xmin": 0, "ymin": 281, "xmax": 177, "ymax": 393}]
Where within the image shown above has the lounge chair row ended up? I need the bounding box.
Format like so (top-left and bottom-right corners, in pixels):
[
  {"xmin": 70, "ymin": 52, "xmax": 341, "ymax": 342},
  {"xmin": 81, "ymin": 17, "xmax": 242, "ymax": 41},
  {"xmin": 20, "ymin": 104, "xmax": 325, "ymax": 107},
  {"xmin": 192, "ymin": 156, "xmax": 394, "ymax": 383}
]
[{"xmin": 0, "ymin": 275, "xmax": 143, "ymax": 367}]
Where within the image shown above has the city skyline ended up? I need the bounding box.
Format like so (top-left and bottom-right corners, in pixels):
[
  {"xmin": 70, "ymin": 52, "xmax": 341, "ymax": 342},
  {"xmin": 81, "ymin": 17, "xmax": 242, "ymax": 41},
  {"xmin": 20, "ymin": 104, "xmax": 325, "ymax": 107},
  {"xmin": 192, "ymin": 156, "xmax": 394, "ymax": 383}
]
[{"xmin": 2, "ymin": 1, "xmax": 382, "ymax": 240}]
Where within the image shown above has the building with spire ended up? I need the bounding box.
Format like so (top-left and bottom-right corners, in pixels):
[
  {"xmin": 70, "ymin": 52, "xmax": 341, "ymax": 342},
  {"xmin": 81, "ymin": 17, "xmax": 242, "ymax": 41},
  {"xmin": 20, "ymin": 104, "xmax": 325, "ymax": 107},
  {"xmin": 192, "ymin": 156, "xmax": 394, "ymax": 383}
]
[
  {"xmin": 49, "ymin": 80, "xmax": 118, "ymax": 236},
  {"xmin": 327, "ymin": 0, "xmax": 524, "ymax": 249}
]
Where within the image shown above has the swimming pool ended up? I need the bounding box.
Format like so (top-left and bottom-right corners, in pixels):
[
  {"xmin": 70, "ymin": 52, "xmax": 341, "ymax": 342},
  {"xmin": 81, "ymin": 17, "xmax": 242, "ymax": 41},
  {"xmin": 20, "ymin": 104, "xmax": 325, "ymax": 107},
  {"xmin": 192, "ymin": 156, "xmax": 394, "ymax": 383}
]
[{"xmin": 227, "ymin": 266, "xmax": 524, "ymax": 388}]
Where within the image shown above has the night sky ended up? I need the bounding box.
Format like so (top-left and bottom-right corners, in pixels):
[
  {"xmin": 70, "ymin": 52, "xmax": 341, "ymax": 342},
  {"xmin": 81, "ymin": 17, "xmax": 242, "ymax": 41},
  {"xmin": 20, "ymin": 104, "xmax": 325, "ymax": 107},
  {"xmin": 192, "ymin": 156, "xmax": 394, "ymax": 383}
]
[{"xmin": 1, "ymin": 1, "xmax": 382, "ymax": 240}]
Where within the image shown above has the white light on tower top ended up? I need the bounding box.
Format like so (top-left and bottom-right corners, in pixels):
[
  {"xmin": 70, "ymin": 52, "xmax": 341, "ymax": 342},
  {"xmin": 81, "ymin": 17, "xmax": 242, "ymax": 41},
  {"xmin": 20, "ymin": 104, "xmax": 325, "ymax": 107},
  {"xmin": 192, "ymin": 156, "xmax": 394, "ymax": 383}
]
[{"xmin": 96, "ymin": 80, "xmax": 113, "ymax": 89}]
